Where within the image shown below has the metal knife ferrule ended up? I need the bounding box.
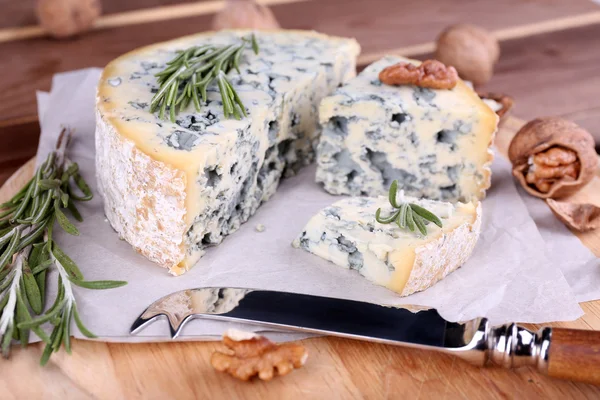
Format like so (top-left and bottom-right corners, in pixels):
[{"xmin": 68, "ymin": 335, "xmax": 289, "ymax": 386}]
[{"xmin": 487, "ymin": 323, "xmax": 551, "ymax": 374}]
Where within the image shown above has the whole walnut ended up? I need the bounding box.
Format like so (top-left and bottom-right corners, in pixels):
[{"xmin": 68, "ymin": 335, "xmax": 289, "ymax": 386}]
[
  {"xmin": 508, "ymin": 117, "xmax": 598, "ymax": 199},
  {"xmin": 435, "ymin": 24, "xmax": 500, "ymax": 86},
  {"xmin": 36, "ymin": 0, "xmax": 101, "ymax": 39},
  {"xmin": 212, "ymin": 0, "xmax": 280, "ymax": 30}
]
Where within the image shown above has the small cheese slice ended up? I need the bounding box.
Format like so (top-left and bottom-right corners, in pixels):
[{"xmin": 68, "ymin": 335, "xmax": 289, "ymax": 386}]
[
  {"xmin": 294, "ymin": 195, "xmax": 481, "ymax": 296},
  {"xmin": 316, "ymin": 55, "xmax": 498, "ymax": 202},
  {"xmin": 95, "ymin": 30, "xmax": 360, "ymax": 275}
]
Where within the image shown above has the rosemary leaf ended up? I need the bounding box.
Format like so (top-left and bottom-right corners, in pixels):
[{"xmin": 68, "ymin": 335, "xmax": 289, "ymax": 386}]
[
  {"xmin": 22, "ymin": 260, "xmax": 43, "ymax": 314},
  {"xmin": 251, "ymin": 33, "xmax": 259, "ymax": 55},
  {"xmin": 31, "ymin": 260, "xmax": 53, "ymax": 275},
  {"xmin": 374, "ymin": 208, "xmax": 400, "ymax": 224},
  {"xmin": 11, "ymin": 181, "xmax": 34, "ymax": 222},
  {"xmin": 66, "ymin": 200, "xmax": 82, "ymax": 222},
  {"xmin": 413, "ymin": 214, "xmax": 428, "ymax": 236},
  {"xmin": 35, "ymin": 268, "xmax": 47, "ymax": 311},
  {"xmin": 405, "ymin": 208, "xmax": 416, "ymax": 232},
  {"xmin": 69, "ymin": 279, "xmax": 127, "ymax": 290},
  {"xmin": 2, "ymin": 321, "xmax": 14, "ymax": 357},
  {"xmin": 29, "ymin": 243, "xmax": 43, "ymax": 268},
  {"xmin": 32, "ymin": 191, "xmax": 53, "ymax": 224},
  {"xmin": 16, "ymin": 287, "xmax": 30, "ymax": 347},
  {"xmin": 409, "ymin": 203, "xmax": 443, "ymax": 228},
  {"xmin": 39, "ymin": 338, "xmax": 53, "ymax": 366},
  {"xmin": 0, "ymin": 227, "xmax": 15, "ymax": 248},
  {"xmin": 388, "ymin": 180, "xmax": 401, "ymax": 208},
  {"xmin": 0, "ymin": 271, "xmax": 15, "ymax": 292},
  {"xmin": 62, "ymin": 306, "xmax": 72, "ymax": 355},
  {"xmin": 46, "ymin": 276, "xmax": 65, "ymax": 316},
  {"xmin": 73, "ymin": 306, "xmax": 96, "ymax": 339},
  {"xmin": 52, "ymin": 243, "xmax": 83, "ymax": 280},
  {"xmin": 0, "ymin": 228, "xmax": 20, "ymax": 270},
  {"xmin": 51, "ymin": 313, "xmax": 64, "ymax": 351},
  {"xmin": 54, "ymin": 201, "xmax": 80, "ymax": 236},
  {"xmin": 39, "ymin": 179, "xmax": 61, "ymax": 190},
  {"xmin": 397, "ymin": 203, "xmax": 409, "ymax": 229},
  {"xmin": 0, "ymin": 292, "xmax": 9, "ymax": 313}
]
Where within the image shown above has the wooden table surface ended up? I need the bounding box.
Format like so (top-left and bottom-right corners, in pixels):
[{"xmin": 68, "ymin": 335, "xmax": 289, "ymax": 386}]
[{"xmin": 1, "ymin": 0, "xmax": 600, "ymax": 398}]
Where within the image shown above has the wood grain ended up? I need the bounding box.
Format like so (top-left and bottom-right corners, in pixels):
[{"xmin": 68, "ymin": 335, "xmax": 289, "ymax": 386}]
[
  {"xmin": 1, "ymin": 117, "xmax": 600, "ymax": 398},
  {"xmin": 0, "ymin": 0, "xmax": 314, "ymax": 43},
  {"xmin": 0, "ymin": 0, "xmax": 215, "ymax": 29},
  {"xmin": 548, "ymin": 328, "xmax": 600, "ymax": 386},
  {"xmin": 0, "ymin": 0, "xmax": 598, "ymax": 124},
  {"xmin": 1, "ymin": 0, "xmax": 599, "ymax": 180}
]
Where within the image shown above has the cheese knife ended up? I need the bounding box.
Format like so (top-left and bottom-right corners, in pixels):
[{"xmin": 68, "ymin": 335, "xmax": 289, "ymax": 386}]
[{"xmin": 131, "ymin": 287, "xmax": 600, "ymax": 385}]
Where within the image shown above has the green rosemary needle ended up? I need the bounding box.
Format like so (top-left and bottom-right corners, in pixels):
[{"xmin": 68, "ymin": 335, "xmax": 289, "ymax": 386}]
[
  {"xmin": 150, "ymin": 34, "xmax": 259, "ymax": 122},
  {"xmin": 0, "ymin": 128, "xmax": 126, "ymax": 364},
  {"xmin": 375, "ymin": 180, "xmax": 443, "ymax": 236}
]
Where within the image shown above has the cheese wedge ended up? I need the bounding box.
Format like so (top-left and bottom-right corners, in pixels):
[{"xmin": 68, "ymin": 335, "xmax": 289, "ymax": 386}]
[
  {"xmin": 294, "ymin": 195, "xmax": 481, "ymax": 296},
  {"xmin": 316, "ymin": 56, "xmax": 498, "ymax": 202},
  {"xmin": 96, "ymin": 30, "xmax": 360, "ymax": 275}
]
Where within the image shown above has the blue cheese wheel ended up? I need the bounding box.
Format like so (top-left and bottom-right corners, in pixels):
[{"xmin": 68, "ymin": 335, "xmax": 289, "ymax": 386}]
[
  {"xmin": 96, "ymin": 30, "xmax": 360, "ymax": 275},
  {"xmin": 316, "ymin": 56, "xmax": 498, "ymax": 202},
  {"xmin": 294, "ymin": 195, "xmax": 481, "ymax": 296}
]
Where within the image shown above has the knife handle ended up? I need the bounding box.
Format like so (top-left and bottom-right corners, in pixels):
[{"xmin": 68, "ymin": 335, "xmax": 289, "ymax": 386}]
[{"xmin": 546, "ymin": 328, "xmax": 600, "ymax": 386}]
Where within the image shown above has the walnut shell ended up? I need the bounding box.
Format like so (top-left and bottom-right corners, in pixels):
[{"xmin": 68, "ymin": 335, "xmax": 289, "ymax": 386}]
[
  {"xmin": 478, "ymin": 92, "xmax": 514, "ymax": 125},
  {"xmin": 36, "ymin": 0, "xmax": 101, "ymax": 39},
  {"xmin": 435, "ymin": 24, "xmax": 500, "ymax": 86},
  {"xmin": 546, "ymin": 199, "xmax": 600, "ymax": 232},
  {"xmin": 212, "ymin": 0, "xmax": 280, "ymax": 30},
  {"xmin": 508, "ymin": 117, "xmax": 598, "ymax": 198}
]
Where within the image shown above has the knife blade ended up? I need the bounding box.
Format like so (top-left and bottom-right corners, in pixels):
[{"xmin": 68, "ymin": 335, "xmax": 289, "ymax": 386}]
[{"xmin": 131, "ymin": 287, "xmax": 600, "ymax": 385}]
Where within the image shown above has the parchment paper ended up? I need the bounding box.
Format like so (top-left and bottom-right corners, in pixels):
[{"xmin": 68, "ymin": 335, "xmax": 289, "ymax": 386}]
[{"xmin": 32, "ymin": 68, "xmax": 594, "ymax": 342}]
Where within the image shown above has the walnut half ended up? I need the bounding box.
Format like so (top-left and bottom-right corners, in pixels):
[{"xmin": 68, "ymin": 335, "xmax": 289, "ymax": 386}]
[
  {"xmin": 547, "ymin": 199, "xmax": 600, "ymax": 232},
  {"xmin": 508, "ymin": 117, "xmax": 598, "ymax": 198},
  {"xmin": 379, "ymin": 60, "xmax": 459, "ymax": 90},
  {"xmin": 210, "ymin": 329, "xmax": 308, "ymax": 381}
]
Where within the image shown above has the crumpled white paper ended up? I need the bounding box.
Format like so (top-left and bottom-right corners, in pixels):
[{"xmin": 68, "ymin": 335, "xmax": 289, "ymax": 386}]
[{"xmin": 31, "ymin": 68, "xmax": 597, "ymax": 343}]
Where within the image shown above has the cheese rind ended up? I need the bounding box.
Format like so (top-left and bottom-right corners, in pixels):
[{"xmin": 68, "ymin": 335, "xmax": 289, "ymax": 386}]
[
  {"xmin": 96, "ymin": 30, "xmax": 360, "ymax": 274},
  {"xmin": 294, "ymin": 195, "xmax": 481, "ymax": 296},
  {"xmin": 316, "ymin": 56, "xmax": 498, "ymax": 202}
]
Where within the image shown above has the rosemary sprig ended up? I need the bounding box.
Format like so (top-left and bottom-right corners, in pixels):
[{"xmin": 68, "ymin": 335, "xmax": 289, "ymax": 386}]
[
  {"xmin": 0, "ymin": 128, "xmax": 126, "ymax": 364},
  {"xmin": 375, "ymin": 180, "xmax": 443, "ymax": 236},
  {"xmin": 150, "ymin": 34, "xmax": 260, "ymax": 122}
]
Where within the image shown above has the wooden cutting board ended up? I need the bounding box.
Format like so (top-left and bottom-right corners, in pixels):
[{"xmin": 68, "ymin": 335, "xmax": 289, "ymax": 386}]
[{"xmin": 0, "ymin": 116, "xmax": 599, "ymax": 399}]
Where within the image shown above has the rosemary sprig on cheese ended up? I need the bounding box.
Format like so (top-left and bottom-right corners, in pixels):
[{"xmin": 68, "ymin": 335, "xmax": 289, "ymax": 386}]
[
  {"xmin": 150, "ymin": 34, "xmax": 259, "ymax": 122},
  {"xmin": 375, "ymin": 180, "xmax": 443, "ymax": 236},
  {"xmin": 0, "ymin": 128, "xmax": 126, "ymax": 365}
]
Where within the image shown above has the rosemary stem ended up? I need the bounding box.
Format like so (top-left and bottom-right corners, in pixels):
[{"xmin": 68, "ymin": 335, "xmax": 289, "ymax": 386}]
[{"xmin": 0, "ymin": 253, "xmax": 23, "ymax": 337}]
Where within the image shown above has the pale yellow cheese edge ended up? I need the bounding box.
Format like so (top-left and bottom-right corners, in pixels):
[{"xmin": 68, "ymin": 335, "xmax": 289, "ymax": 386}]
[{"xmin": 386, "ymin": 201, "xmax": 482, "ymax": 295}]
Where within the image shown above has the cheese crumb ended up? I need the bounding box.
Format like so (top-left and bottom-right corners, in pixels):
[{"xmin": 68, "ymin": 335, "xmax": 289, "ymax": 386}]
[{"xmin": 255, "ymin": 224, "xmax": 266, "ymax": 232}]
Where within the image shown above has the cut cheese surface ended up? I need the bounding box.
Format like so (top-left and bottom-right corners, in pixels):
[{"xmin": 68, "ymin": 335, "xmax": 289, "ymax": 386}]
[
  {"xmin": 95, "ymin": 30, "xmax": 360, "ymax": 274},
  {"xmin": 294, "ymin": 195, "xmax": 481, "ymax": 296},
  {"xmin": 316, "ymin": 56, "xmax": 498, "ymax": 202}
]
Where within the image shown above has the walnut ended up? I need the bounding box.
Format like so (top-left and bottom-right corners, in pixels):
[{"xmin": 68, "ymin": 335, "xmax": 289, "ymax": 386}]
[
  {"xmin": 477, "ymin": 92, "xmax": 514, "ymax": 124},
  {"xmin": 36, "ymin": 0, "xmax": 101, "ymax": 39},
  {"xmin": 210, "ymin": 329, "xmax": 308, "ymax": 381},
  {"xmin": 435, "ymin": 24, "xmax": 500, "ymax": 86},
  {"xmin": 547, "ymin": 199, "xmax": 600, "ymax": 232},
  {"xmin": 212, "ymin": 0, "xmax": 280, "ymax": 30},
  {"xmin": 508, "ymin": 117, "xmax": 598, "ymax": 198},
  {"xmin": 379, "ymin": 60, "xmax": 459, "ymax": 90}
]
